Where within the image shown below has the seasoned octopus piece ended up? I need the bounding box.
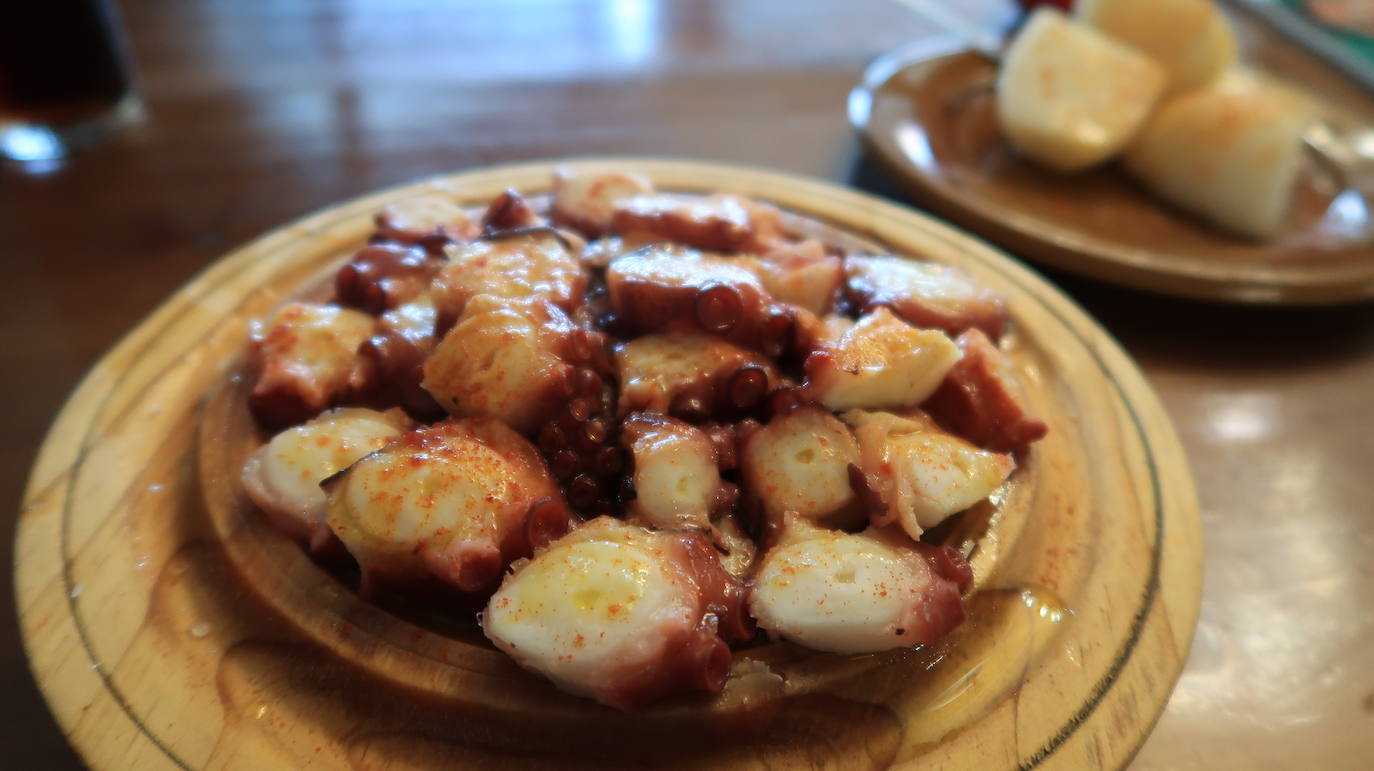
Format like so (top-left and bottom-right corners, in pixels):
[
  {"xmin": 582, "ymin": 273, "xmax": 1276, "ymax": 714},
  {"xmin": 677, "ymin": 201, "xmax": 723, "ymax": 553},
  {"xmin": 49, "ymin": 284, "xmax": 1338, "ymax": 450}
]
[
  {"xmin": 615, "ymin": 333, "xmax": 779, "ymax": 420},
  {"xmin": 483, "ymin": 517, "xmax": 752, "ymax": 710},
  {"xmin": 550, "ymin": 168, "xmax": 655, "ymax": 237},
  {"xmin": 620, "ymin": 413, "xmax": 736, "ymax": 531},
  {"xmin": 710, "ymin": 512, "xmax": 758, "ymax": 578},
  {"xmin": 606, "ymin": 245, "xmax": 798, "ymax": 355},
  {"xmin": 422, "ymin": 296, "xmax": 608, "ymax": 435},
  {"xmin": 356, "ymin": 297, "xmax": 443, "ymax": 419},
  {"xmin": 482, "ymin": 188, "xmax": 545, "ymax": 233},
  {"xmin": 241, "ymin": 407, "xmax": 411, "ymax": 551},
  {"xmin": 845, "ymin": 256, "xmax": 1007, "ymax": 340},
  {"xmin": 844, "ymin": 409, "xmax": 1014, "ymax": 540},
  {"xmin": 323, "ymin": 417, "xmax": 574, "ymax": 594},
  {"xmin": 374, "ymin": 193, "xmax": 481, "ymax": 246},
  {"xmin": 609, "ymin": 193, "xmax": 782, "ymax": 253},
  {"xmin": 740, "ymin": 406, "xmax": 863, "ymax": 529},
  {"xmin": 737, "ymin": 239, "xmax": 844, "ymax": 315},
  {"xmin": 749, "ymin": 514, "xmax": 971, "ymax": 654},
  {"xmin": 335, "ymin": 243, "xmax": 444, "ymax": 315},
  {"xmin": 430, "ymin": 228, "xmax": 588, "ymax": 332},
  {"xmin": 248, "ymin": 302, "xmax": 375, "ymax": 428},
  {"xmin": 802, "ymin": 306, "xmax": 960, "ymax": 412},
  {"xmin": 924, "ymin": 329, "xmax": 1049, "ymax": 453}
]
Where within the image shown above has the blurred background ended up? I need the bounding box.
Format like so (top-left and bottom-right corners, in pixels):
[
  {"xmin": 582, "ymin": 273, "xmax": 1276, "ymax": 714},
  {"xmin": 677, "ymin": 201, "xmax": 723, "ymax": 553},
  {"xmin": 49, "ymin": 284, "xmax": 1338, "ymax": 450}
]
[{"xmin": 5, "ymin": 1, "xmax": 1374, "ymax": 769}]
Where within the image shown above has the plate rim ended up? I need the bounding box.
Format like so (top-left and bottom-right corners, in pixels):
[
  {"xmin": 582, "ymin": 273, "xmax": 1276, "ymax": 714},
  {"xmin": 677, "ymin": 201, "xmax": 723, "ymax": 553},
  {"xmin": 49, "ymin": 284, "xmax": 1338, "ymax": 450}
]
[{"xmin": 15, "ymin": 156, "xmax": 1203, "ymax": 770}]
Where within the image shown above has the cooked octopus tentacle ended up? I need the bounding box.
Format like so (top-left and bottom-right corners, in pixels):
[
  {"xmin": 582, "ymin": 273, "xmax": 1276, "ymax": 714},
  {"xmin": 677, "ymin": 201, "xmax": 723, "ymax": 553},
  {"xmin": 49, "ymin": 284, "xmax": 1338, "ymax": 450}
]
[
  {"xmin": 482, "ymin": 188, "xmax": 545, "ymax": 233},
  {"xmin": 335, "ymin": 242, "xmax": 445, "ymax": 315},
  {"xmin": 614, "ymin": 332, "xmax": 781, "ymax": 421},
  {"xmin": 923, "ymin": 328, "xmax": 1050, "ymax": 453},
  {"xmin": 740, "ymin": 406, "xmax": 865, "ymax": 529},
  {"xmin": 749, "ymin": 514, "xmax": 967, "ymax": 654},
  {"xmin": 845, "ymin": 255, "xmax": 1007, "ymax": 340},
  {"xmin": 422, "ymin": 296, "xmax": 609, "ymax": 436},
  {"xmin": 482, "ymin": 517, "xmax": 751, "ymax": 710},
  {"xmin": 429, "ymin": 227, "xmax": 588, "ymax": 334},
  {"xmin": 606, "ymin": 245, "xmax": 803, "ymax": 355},
  {"xmin": 550, "ymin": 168, "xmax": 655, "ymax": 237},
  {"xmin": 355, "ymin": 297, "xmax": 444, "ymax": 420},
  {"xmin": 373, "ymin": 194, "xmax": 481, "ymax": 247},
  {"xmin": 248, "ymin": 302, "xmax": 375, "ymax": 428},
  {"xmin": 241, "ymin": 407, "xmax": 411, "ymax": 550},
  {"xmin": 620, "ymin": 413, "xmax": 734, "ymax": 531},
  {"xmin": 736, "ymin": 239, "xmax": 844, "ymax": 315},
  {"xmin": 322, "ymin": 417, "xmax": 574, "ymax": 594},
  {"xmin": 842, "ymin": 409, "xmax": 1015, "ymax": 540},
  {"xmin": 802, "ymin": 307, "xmax": 961, "ymax": 412}
]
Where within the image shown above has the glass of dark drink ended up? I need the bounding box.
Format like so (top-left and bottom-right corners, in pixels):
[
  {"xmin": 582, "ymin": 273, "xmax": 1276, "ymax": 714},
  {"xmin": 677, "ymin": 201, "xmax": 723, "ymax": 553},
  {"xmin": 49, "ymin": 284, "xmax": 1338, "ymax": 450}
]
[{"xmin": 0, "ymin": 0, "xmax": 142, "ymax": 165}]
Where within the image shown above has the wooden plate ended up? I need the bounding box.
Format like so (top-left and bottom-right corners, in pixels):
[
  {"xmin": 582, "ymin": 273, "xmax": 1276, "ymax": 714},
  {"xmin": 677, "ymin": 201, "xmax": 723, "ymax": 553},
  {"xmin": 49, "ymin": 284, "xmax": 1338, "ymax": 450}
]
[
  {"xmin": 16, "ymin": 158, "xmax": 1201, "ymax": 770},
  {"xmin": 849, "ymin": 40, "xmax": 1374, "ymax": 304}
]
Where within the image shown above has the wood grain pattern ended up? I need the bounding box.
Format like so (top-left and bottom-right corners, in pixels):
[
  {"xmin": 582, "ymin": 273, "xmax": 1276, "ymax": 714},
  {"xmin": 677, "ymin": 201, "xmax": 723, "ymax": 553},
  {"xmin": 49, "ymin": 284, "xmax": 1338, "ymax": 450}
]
[
  {"xmin": 16, "ymin": 160, "xmax": 1201, "ymax": 770},
  {"xmin": 850, "ymin": 41, "xmax": 1374, "ymax": 304}
]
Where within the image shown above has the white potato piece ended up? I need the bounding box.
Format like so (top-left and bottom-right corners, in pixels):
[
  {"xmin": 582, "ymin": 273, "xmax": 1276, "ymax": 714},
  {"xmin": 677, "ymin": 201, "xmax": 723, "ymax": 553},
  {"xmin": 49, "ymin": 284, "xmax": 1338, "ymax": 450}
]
[
  {"xmin": 803, "ymin": 306, "xmax": 960, "ymax": 412},
  {"xmin": 241, "ymin": 407, "xmax": 410, "ymax": 548},
  {"xmin": 1078, "ymin": 0, "xmax": 1237, "ymax": 95},
  {"xmin": 997, "ymin": 8, "xmax": 1166, "ymax": 172},
  {"xmin": 740, "ymin": 407, "xmax": 862, "ymax": 528},
  {"xmin": 1124, "ymin": 70, "xmax": 1314, "ymax": 240},
  {"xmin": 749, "ymin": 516, "xmax": 966, "ymax": 654},
  {"xmin": 551, "ymin": 168, "xmax": 655, "ymax": 236},
  {"xmin": 844, "ymin": 410, "xmax": 1014, "ymax": 540}
]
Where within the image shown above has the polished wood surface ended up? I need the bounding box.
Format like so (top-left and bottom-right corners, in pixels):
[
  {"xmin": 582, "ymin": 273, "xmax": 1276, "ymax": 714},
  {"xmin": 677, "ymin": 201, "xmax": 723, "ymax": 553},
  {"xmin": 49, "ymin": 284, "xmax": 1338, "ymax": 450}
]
[
  {"xmin": 1, "ymin": 1, "xmax": 1370, "ymax": 768},
  {"xmin": 16, "ymin": 160, "xmax": 1201, "ymax": 769}
]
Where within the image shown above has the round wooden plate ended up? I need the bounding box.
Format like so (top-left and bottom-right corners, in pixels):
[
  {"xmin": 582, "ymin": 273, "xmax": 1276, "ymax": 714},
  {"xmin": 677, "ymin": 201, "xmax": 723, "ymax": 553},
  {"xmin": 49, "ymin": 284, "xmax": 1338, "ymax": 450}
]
[
  {"xmin": 849, "ymin": 40, "xmax": 1374, "ymax": 305},
  {"xmin": 16, "ymin": 158, "xmax": 1201, "ymax": 770}
]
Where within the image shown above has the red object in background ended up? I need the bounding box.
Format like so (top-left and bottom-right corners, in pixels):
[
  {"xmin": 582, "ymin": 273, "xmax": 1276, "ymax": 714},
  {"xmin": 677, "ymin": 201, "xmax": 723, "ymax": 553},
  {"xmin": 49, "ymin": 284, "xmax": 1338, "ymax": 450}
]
[{"xmin": 1017, "ymin": 0, "xmax": 1074, "ymax": 11}]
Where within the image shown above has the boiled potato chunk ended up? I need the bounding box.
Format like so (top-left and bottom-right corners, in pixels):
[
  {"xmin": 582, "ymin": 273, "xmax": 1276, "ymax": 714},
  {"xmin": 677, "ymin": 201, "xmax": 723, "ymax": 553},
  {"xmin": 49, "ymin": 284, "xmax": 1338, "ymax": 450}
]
[
  {"xmin": 997, "ymin": 8, "xmax": 1165, "ymax": 172},
  {"xmin": 1078, "ymin": 0, "xmax": 1237, "ymax": 95},
  {"xmin": 1124, "ymin": 70, "xmax": 1314, "ymax": 240}
]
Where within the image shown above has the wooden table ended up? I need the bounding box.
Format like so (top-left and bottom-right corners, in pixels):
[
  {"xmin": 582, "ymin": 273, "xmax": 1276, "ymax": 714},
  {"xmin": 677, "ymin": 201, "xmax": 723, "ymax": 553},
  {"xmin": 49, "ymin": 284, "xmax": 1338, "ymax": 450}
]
[{"xmin": 3, "ymin": 1, "xmax": 1371, "ymax": 768}]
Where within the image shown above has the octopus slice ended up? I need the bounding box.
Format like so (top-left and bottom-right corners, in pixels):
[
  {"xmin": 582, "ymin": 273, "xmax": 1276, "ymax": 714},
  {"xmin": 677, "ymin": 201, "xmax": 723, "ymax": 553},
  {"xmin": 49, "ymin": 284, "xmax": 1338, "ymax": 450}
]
[
  {"xmin": 620, "ymin": 413, "xmax": 736, "ymax": 531},
  {"xmin": 323, "ymin": 417, "xmax": 574, "ymax": 594},
  {"xmin": 845, "ymin": 256, "xmax": 1007, "ymax": 340},
  {"xmin": 609, "ymin": 193, "xmax": 781, "ymax": 253},
  {"xmin": 422, "ymin": 296, "xmax": 608, "ymax": 436},
  {"xmin": 710, "ymin": 512, "xmax": 758, "ymax": 578},
  {"xmin": 356, "ymin": 297, "xmax": 443, "ymax": 420},
  {"xmin": 248, "ymin": 302, "xmax": 375, "ymax": 428},
  {"xmin": 749, "ymin": 514, "xmax": 970, "ymax": 654},
  {"xmin": 843, "ymin": 409, "xmax": 1015, "ymax": 540},
  {"xmin": 241, "ymin": 407, "xmax": 411, "ymax": 551},
  {"xmin": 482, "ymin": 517, "xmax": 751, "ymax": 710},
  {"xmin": 550, "ymin": 168, "xmax": 655, "ymax": 237},
  {"xmin": 482, "ymin": 188, "xmax": 545, "ymax": 233},
  {"xmin": 606, "ymin": 245, "xmax": 798, "ymax": 355},
  {"xmin": 924, "ymin": 329, "xmax": 1050, "ymax": 453},
  {"xmin": 802, "ymin": 306, "xmax": 961, "ymax": 412},
  {"xmin": 736, "ymin": 239, "xmax": 844, "ymax": 315},
  {"xmin": 374, "ymin": 194, "xmax": 481, "ymax": 247},
  {"xmin": 615, "ymin": 332, "xmax": 779, "ymax": 420},
  {"xmin": 335, "ymin": 242, "xmax": 444, "ymax": 315},
  {"xmin": 429, "ymin": 227, "xmax": 588, "ymax": 333},
  {"xmin": 740, "ymin": 406, "xmax": 863, "ymax": 529}
]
